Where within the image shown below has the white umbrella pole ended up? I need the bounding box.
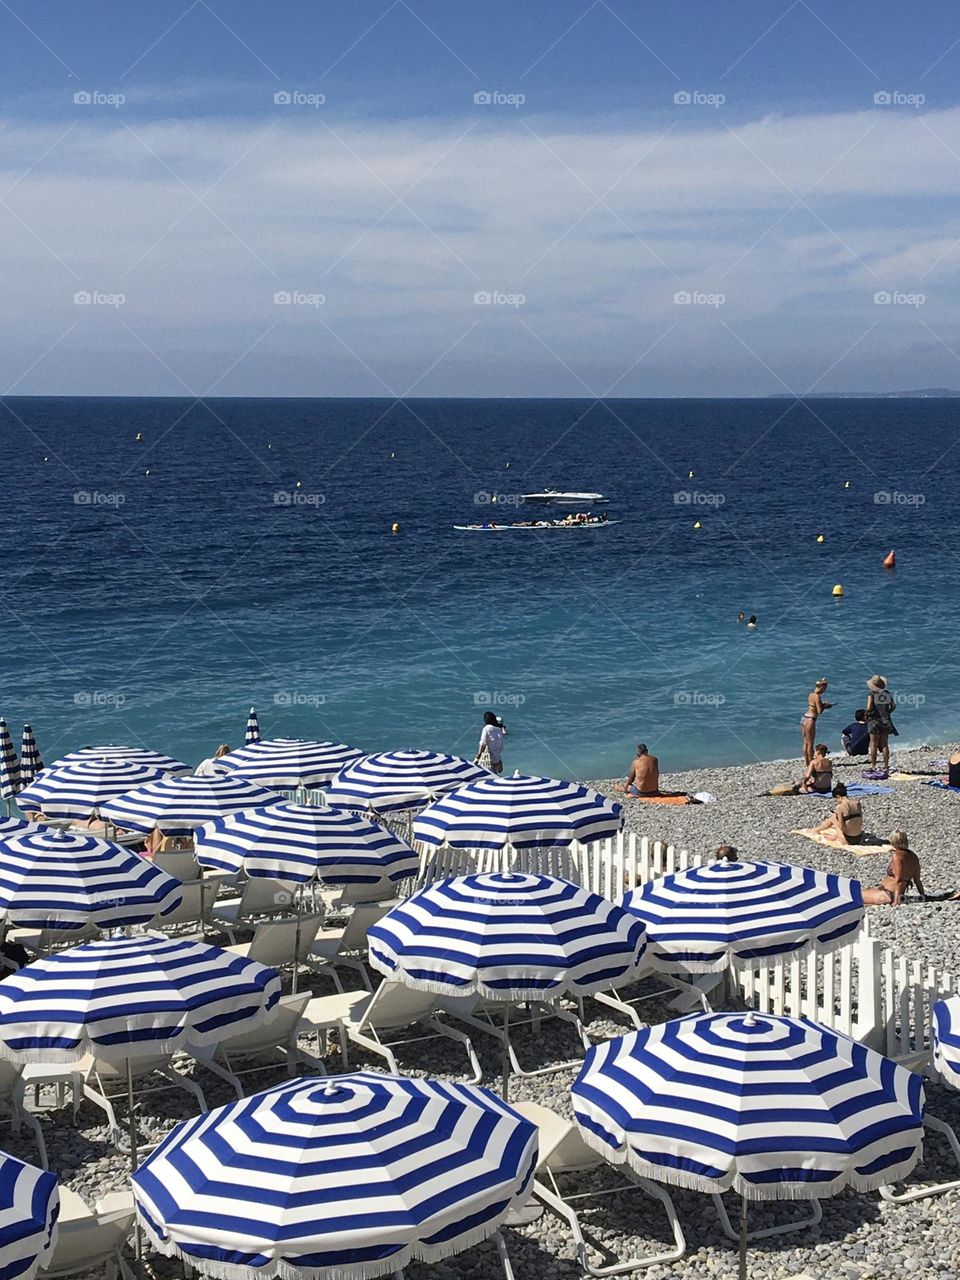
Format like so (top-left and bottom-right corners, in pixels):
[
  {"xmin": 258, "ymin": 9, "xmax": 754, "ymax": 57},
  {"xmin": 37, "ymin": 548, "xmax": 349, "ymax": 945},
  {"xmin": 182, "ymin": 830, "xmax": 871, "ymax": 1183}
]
[
  {"xmin": 501, "ymin": 1003, "xmax": 511, "ymax": 1101},
  {"xmin": 127, "ymin": 1056, "xmax": 143, "ymax": 1259},
  {"xmin": 292, "ymin": 887, "xmax": 304, "ymax": 995},
  {"xmin": 198, "ymin": 872, "xmax": 205, "ymax": 943}
]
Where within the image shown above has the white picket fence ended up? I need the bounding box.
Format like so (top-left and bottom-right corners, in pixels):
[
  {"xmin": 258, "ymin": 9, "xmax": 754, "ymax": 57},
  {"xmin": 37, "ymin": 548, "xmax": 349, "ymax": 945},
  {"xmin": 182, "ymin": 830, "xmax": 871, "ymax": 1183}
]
[{"xmin": 411, "ymin": 829, "xmax": 958, "ymax": 1059}]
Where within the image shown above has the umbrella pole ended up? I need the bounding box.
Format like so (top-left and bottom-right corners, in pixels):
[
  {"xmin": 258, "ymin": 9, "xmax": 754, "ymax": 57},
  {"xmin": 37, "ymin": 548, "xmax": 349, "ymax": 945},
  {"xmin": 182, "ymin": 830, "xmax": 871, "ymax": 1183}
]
[
  {"xmin": 127, "ymin": 1056, "xmax": 143, "ymax": 1260},
  {"xmin": 292, "ymin": 887, "xmax": 303, "ymax": 995},
  {"xmin": 738, "ymin": 1195, "xmax": 748, "ymax": 1280},
  {"xmin": 501, "ymin": 1004, "xmax": 510, "ymax": 1101},
  {"xmin": 198, "ymin": 871, "xmax": 205, "ymax": 943}
]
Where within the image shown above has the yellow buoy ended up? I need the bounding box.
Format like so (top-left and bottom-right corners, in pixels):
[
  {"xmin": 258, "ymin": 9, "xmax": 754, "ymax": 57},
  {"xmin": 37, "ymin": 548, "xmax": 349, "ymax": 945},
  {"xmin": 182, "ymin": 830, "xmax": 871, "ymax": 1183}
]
[
  {"xmin": 693, "ymin": 520, "xmax": 701, "ymax": 529},
  {"xmin": 832, "ymin": 583, "xmax": 844, "ymax": 597},
  {"xmin": 816, "ymin": 534, "xmax": 825, "ymax": 544},
  {"xmin": 391, "ymin": 522, "xmax": 400, "ymax": 534}
]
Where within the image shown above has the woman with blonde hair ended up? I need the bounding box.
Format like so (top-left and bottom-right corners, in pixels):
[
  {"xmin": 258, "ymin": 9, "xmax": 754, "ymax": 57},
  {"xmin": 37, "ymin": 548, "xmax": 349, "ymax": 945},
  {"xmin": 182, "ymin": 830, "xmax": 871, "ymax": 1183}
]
[
  {"xmin": 195, "ymin": 743, "xmax": 231, "ymax": 777},
  {"xmin": 800, "ymin": 678, "xmax": 832, "ymax": 766},
  {"xmin": 862, "ymin": 831, "xmax": 924, "ymax": 906}
]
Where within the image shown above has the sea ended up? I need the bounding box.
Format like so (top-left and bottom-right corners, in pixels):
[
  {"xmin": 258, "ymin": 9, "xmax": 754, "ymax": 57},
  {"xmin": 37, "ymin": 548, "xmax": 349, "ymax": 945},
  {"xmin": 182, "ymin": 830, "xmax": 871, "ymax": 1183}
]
[{"xmin": 2, "ymin": 396, "xmax": 957, "ymax": 782}]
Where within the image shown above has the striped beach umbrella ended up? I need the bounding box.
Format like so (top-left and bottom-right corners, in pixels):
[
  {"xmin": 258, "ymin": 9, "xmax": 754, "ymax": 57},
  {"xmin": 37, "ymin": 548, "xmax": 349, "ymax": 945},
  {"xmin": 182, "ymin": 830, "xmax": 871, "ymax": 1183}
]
[
  {"xmin": 218, "ymin": 739, "xmax": 363, "ymax": 791},
  {"xmin": 244, "ymin": 708, "xmax": 261, "ymax": 746},
  {"xmin": 621, "ymin": 859, "xmax": 864, "ymax": 975},
  {"xmin": 573, "ymin": 1013, "xmax": 923, "ymax": 1209},
  {"xmin": 0, "ymin": 935, "xmax": 280, "ymax": 1063},
  {"xmin": 0, "ymin": 725, "xmax": 18, "ymax": 808},
  {"xmin": 99, "ymin": 775, "xmax": 281, "ymax": 836},
  {"xmin": 326, "ymin": 750, "xmax": 487, "ymax": 814},
  {"xmin": 46, "ymin": 746, "xmax": 189, "ymax": 775},
  {"xmin": 933, "ymin": 994, "xmax": 960, "ymax": 1090},
  {"xmin": 16, "ymin": 760, "xmax": 166, "ymax": 821},
  {"xmin": 0, "ymin": 1151, "xmax": 58, "ymax": 1280},
  {"xmin": 415, "ymin": 772, "xmax": 622, "ymax": 849},
  {"xmin": 0, "ymin": 828, "xmax": 181, "ymax": 931},
  {"xmin": 17, "ymin": 728, "xmax": 41, "ymax": 790},
  {"xmin": 132, "ymin": 1071, "xmax": 537, "ymax": 1280},
  {"xmin": 195, "ymin": 803, "xmax": 418, "ymax": 886}
]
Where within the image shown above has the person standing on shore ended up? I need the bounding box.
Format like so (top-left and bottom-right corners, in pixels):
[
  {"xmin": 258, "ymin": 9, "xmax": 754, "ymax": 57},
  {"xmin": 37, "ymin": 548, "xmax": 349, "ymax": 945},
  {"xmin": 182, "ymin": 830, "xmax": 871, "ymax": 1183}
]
[
  {"xmin": 474, "ymin": 711, "xmax": 506, "ymax": 774},
  {"xmin": 865, "ymin": 675, "xmax": 897, "ymax": 777},
  {"xmin": 801, "ymin": 678, "xmax": 832, "ymax": 765}
]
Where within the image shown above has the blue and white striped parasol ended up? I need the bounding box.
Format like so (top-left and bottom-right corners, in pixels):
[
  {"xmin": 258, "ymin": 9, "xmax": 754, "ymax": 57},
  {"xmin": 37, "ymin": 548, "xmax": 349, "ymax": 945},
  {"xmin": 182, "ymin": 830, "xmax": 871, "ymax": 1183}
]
[
  {"xmin": 132, "ymin": 1071, "xmax": 537, "ymax": 1280},
  {"xmin": 99, "ymin": 774, "xmax": 281, "ymax": 835},
  {"xmin": 572, "ymin": 1012, "xmax": 924, "ymax": 1200},
  {"xmin": 16, "ymin": 760, "xmax": 166, "ymax": 821},
  {"xmin": 414, "ymin": 772, "xmax": 622, "ymax": 849},
  {"xmin": 194, "ymin": 803, "xmax": 418, "ymax": 886},
  {"xmin": 244, "ymin": 708, "xmax": 261, "ymax": 746},
  {"xmin": 0, "ymin": 1150, "xmax": 58, "ymax": 1280},
  {"xmin": 17, "ymin": 729, "xmax": 41, "ymax": 791},
  {"xmin": 0, "ymin": 725, "xmax": 18, "ymax": 808},
  {"xmin": 0, "ymin": 828, "xmax": 181, "ymax": 931},
  {"xmin": 46, "ymin": 746, "xmax": 189, "ymax": 775},
  {"xmin": 368, "ymin": 872, "xmax": 646, "ymax": 1002},
  {"xmin": 218, "ymin": 739, "xmax": 363, "ymax": 791},
  {"xmin": 0, "ymin": 934, "xmax": 281, "ymax": 1063},
  {"xmin": 933, "ymin": 993, "xmax": 960, "ymax": 1090},
  {"xmin": 621, "ymin": 859, "xmax": 864, "ymax": 974},
  {"xmin": 326, "ymin": 750, "xmax": 487, "ymax": 814}
]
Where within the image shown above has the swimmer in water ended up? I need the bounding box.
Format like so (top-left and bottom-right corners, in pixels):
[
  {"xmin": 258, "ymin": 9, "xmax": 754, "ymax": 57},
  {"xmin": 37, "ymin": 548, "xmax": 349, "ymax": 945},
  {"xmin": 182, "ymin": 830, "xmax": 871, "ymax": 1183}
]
[
  {"xmin": 737, "ymin": 612, "xmax": 745, "ymax": 623},
  {"xmin": 746, "ymin": 615, "xmax": 758, "ymax": 629}
]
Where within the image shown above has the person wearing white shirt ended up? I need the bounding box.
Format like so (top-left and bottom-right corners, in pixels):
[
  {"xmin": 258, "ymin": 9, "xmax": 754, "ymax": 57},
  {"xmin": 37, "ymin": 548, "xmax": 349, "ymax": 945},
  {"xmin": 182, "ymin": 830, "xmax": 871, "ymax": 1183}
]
[
  {"xmin": 474, "ymin": 712, "xmax": 507, "ymax": 774},
  {"xmin": 195, "ymin": 743, "xmax": 231, "ymax": 777}
]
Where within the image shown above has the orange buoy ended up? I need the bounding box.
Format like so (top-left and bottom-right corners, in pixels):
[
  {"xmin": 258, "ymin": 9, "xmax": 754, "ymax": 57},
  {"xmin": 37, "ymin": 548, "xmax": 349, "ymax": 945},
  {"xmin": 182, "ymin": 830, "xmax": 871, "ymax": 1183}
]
[{"xmin": 883, "ymin": 549, "xmax": 896, "ymax": 569}]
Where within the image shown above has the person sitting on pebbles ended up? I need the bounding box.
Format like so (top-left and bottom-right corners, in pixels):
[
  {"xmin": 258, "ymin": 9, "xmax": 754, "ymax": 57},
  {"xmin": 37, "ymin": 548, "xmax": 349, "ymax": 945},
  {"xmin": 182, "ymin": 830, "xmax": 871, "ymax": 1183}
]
[
  {"xmin": 861, "ymin": 831, "xmax": 924, "ymax": 906},
  {"xmin": 810, "ymin": 782, "xmax": 863, "ymax": 846},
  {"xmin": 799, "ymin": 743, "xmax": 833, "ymax": 794},
  {"xmin": 616, "ymin": 743, "xmax": 660, "ymax": 797}
]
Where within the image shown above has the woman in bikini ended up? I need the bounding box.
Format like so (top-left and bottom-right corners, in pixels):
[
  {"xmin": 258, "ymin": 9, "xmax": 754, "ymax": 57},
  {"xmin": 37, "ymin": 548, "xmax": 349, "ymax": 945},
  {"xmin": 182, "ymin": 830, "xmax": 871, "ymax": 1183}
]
[
  {"xmin": 810, "ymin": 781, "xmax": 863, "ymax": 844},
  {"xmin": 799, "ymin": 743, "xmax": 833, "ymax": 794},
  {"xmin": 801, "ymin": 679, "xmax": 832, "ymax": 766},
  {"xmin": 861, "ymin": 830, "xmax": 924, "ymax": 905}
]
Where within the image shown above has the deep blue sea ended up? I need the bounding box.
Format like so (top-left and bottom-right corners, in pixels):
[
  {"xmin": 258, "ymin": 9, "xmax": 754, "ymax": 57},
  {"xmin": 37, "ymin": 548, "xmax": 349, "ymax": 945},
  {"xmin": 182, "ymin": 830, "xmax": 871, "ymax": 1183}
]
[{"xmin": 1, "ymin": 396, "xmax": 957, "ymax": 780}]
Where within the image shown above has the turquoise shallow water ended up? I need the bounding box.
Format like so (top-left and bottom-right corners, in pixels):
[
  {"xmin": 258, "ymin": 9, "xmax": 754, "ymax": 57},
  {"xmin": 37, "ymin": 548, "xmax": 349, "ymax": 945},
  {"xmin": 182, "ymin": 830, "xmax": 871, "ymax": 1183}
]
[{"xmin": 1, "ymin": 396, "xmax": 958, "ymax": 779}]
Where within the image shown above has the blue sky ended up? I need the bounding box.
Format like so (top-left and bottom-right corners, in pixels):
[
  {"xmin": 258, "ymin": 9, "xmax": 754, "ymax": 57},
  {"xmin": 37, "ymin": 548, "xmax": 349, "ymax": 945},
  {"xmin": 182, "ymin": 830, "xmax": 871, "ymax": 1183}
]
[{"xmin": 4, "ymin": 1, "xmax": 960, "ymax": 394}]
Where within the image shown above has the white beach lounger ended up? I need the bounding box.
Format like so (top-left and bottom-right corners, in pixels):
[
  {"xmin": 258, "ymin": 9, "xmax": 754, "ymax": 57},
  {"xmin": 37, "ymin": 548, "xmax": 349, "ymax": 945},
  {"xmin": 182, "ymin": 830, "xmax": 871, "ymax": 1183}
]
[
  {"xmin": 306, "ymin": 900, "xmax": 397, "ymax": 991},
  {"xmin": 440, "ymin": 994, "xmax": 592, "ymax": 1079},
  {"xmin": 0, "ymin": 1060, "xmax": 49, "ymax": 1168},
  {"xmin": 148, "ymin": 874, "xmax": 230, "ymax": 935},
  {"xmin": 192, "ymin": 992, "xmax": 319, "ymax": 1097},
  {"xmin": 41, "ymin": 1187, "xmax": 135, "ymax": 1280},
  {"xmin": 152, "ymin": 850, "xmax": 200, "ymax": 883},
  {"xmin": 223, "ymin": 915, "xmax": 324, "ymax": 971},
  {"xmin": 212, "ymin": 877, "xmax": 296, "ymax": 940},
  {"xmin": 510, "ymin": 1100, "xmax": 686, "ymax": 1276},
  {"xmin": 80, "ymin": 1053, "xmax": 206, "ymax": 1147},
  {"xmin": 301, "ymin": 981, "xmax": 481, "ymax": 1081},
  {"xmin": 878, "ymin": 1048, "xmax": 960, "ymax": 1203}
]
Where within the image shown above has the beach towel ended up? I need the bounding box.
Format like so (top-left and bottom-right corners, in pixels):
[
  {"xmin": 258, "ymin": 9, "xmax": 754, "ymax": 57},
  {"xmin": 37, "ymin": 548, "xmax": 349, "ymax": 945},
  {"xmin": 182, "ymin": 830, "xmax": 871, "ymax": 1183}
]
[
  {"xmin": 845, "ymin": 782, "xmax": 894, "ymax": 797},
  {"xmin": 889, "ymin": 772, "xmax": 923, "ymax": 782},
  {"xmin": 861, "ymin": 768, "xmax": 889, "ymax": 781},
  {"xmin": 793, "ymin": 828, "xmax": 894, "ymax": 857},
  {"xmin": 922, "ymin": 780, "xmax": 960, "ymax": 794},
  {"xmin": 630, "ymin": 792, "xmax": 693, "ymax": 805}
]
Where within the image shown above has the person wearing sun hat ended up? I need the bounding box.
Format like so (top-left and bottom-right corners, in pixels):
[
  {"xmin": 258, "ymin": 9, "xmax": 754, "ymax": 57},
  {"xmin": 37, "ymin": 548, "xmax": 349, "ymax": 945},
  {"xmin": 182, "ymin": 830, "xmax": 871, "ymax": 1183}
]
[{"xmin": 865, "ymin": 674, "xmax": 897, "ymax": 777}]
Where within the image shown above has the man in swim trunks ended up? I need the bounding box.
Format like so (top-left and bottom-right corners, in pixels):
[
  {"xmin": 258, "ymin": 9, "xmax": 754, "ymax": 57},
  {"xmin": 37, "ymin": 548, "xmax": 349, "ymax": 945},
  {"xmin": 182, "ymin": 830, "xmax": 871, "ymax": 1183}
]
[
  {"xmin": 618, "ymin": 744, "xmax": 660, "ymax": 796},
  {"xmin": 861, "ymin": 830, "xmax": 924, "ymax": 905},
  {"xmin": 811, "ymin": 782, "xmax": 863, "ymax": 845}
]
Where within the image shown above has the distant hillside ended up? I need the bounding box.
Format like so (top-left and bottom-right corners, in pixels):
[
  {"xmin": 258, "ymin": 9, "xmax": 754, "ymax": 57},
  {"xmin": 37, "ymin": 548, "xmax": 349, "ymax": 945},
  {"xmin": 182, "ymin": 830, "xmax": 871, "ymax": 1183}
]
[{"xmin": 768, "ymin": 388, "xmax": 960, "ymax": 399}]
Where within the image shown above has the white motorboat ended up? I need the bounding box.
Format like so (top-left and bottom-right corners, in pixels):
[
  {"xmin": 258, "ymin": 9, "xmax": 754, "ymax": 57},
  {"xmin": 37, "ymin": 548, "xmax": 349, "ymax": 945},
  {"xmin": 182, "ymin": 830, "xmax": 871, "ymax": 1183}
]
[{"xmin": 521, "ymin": 489, "xmax": 608, "ymax": 505}]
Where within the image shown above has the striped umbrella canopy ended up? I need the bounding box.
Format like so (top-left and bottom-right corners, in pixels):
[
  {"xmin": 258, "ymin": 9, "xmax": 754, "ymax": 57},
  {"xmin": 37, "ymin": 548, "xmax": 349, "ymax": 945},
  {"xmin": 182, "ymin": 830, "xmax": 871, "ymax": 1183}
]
[
  {"xmin": 218, "ymin": 739, "xmax": 364, "ymax": 791},
  {"xmin": 414, "ymin": 772, "xmax": 622, "ymax": 849},
  {"xmin": 132, "ymin": 1071, "xmax": 537, "ymax": 1280},
  {"xmin": 244, "ymin": 708, "xmax": 261, "ymax": 746},
  {"xmin": 572, "ymin": 1012, "xmax": 924, "ymax": 1201},
  {"xmin": 621, "ymin": 859, "xmax": 864, "ymax": 975},
  {"xmin": 0, "ymin": 828, "xmax": 182, "ymax": 931},
  {"xmin": 46, "ymin": 746, "xmax": 189, "ymax": 775},
  {"xmin": 194, "ymin": 803, "xmax": 418, "ymax": 887},
  {"xmin": 0, "ymin": 1150, "xmax": 58, "ymax": 1280},
  {"xmin": 0, "ymin": 935, "xmax": 281, "ymax": 1063},
  {"xmin": 368, "ymin": 872, "xmax": 646, "ymax": 1002},
  {"xmin": 16, "ymin": 729, "xmax": 41, "ymax": 791},
  {"xmin": 326, "ymin": 750, "xmax": 487, "ymax": 814},
  {"xmin": 16, "ymin": 760, "xmax": 167, "ymax": 821},
  {"xmin": 99, "ymin": 775, "xmax": 281, "ymax": 836},
  {"xmin": 933, "ymin": 993, "xmax": 960, "ymax": 1090},
  {"xmin": 0, "ymin": 725, "xmax": 18, "ymax": 804}
]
